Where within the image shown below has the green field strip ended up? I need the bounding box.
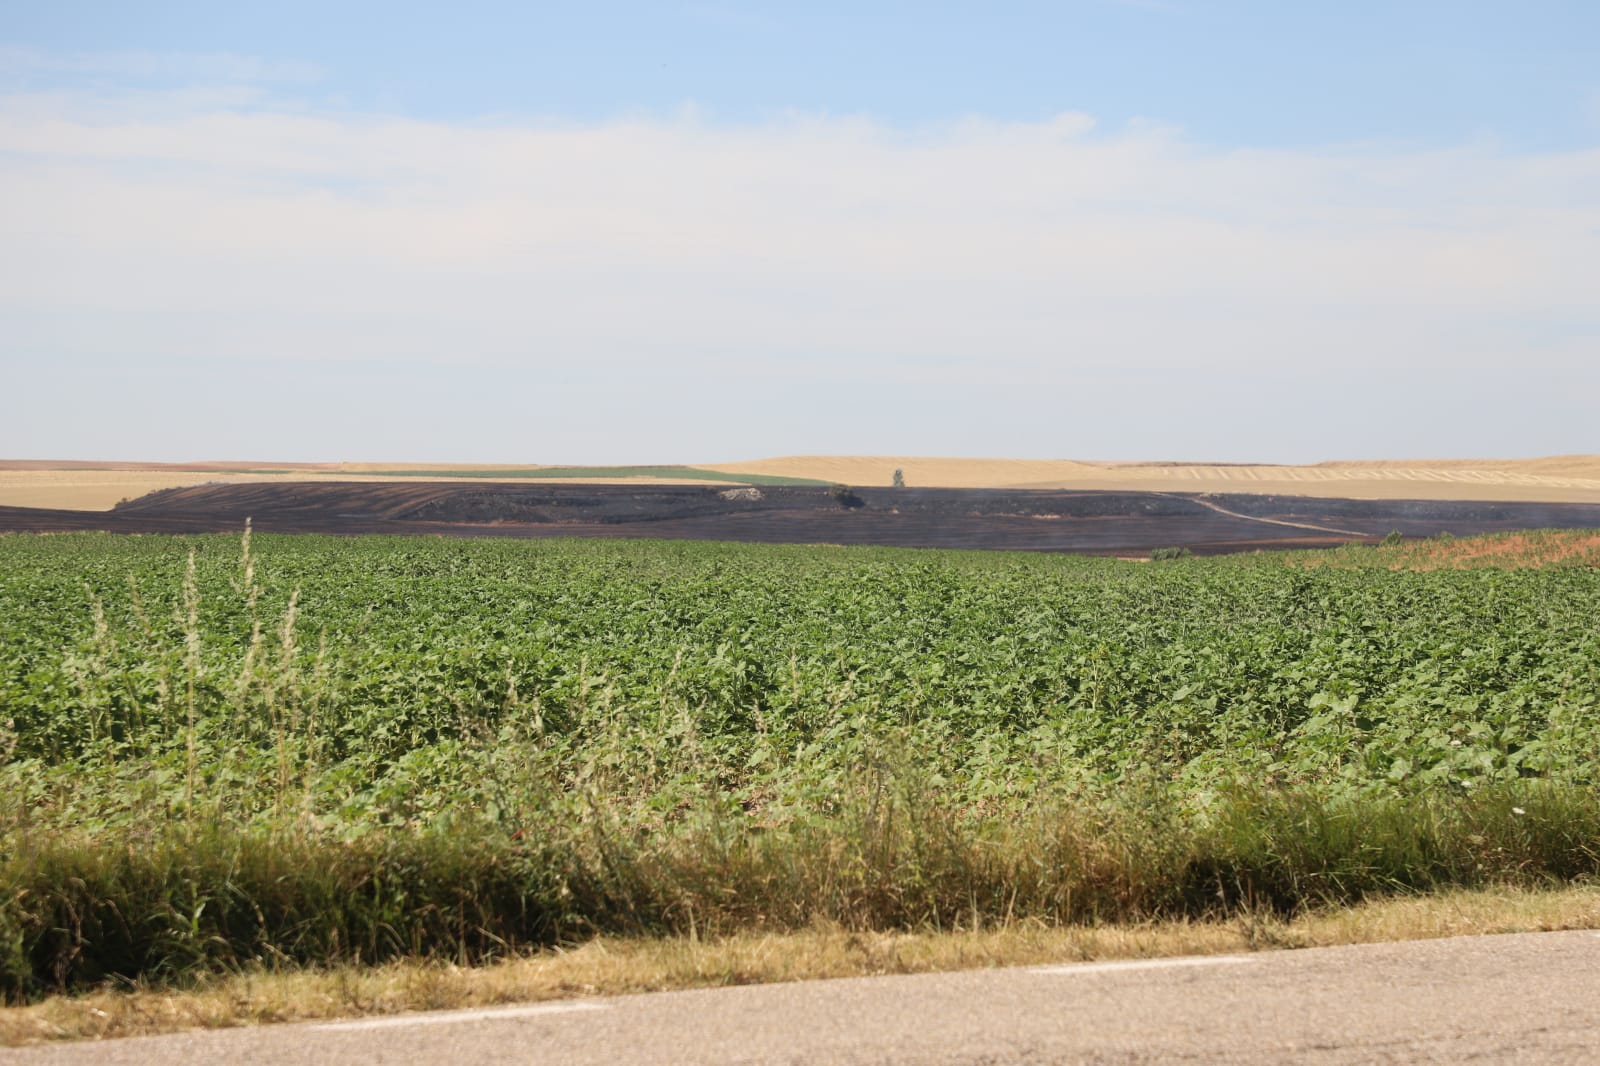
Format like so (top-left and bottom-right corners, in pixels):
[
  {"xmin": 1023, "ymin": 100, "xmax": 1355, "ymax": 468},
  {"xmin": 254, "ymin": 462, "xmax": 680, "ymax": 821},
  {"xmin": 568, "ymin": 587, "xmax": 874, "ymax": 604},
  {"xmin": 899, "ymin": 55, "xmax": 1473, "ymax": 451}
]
[{"xmin": 364, "ymin": 466, "xmax": 830, "ymax": 486}]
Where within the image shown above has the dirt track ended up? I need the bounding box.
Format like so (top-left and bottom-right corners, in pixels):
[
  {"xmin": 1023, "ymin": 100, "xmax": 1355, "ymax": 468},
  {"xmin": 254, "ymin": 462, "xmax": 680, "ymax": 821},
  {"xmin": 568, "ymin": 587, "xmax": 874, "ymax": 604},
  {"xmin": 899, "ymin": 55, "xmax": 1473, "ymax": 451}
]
[{"xmin": 5, "ymin": 482, "xmax": 1600, "ymax": 556}]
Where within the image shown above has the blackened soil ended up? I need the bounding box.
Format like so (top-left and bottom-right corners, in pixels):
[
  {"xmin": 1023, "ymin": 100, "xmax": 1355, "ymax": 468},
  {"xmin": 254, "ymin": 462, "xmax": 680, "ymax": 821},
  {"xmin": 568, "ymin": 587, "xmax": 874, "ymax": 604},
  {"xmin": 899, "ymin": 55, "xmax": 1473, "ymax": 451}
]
[{"xmin": 3, "ymin": 482, "xmax": 1600, "ymax": 556}]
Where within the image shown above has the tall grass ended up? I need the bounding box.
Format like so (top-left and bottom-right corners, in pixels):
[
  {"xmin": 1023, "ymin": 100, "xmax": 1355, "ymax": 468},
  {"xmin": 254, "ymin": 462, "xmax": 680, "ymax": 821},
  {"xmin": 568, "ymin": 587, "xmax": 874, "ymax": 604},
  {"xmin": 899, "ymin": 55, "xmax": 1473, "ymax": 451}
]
[{"xmin": 4, "ymin": 781, "xmax": 1597, "ymax": 999}]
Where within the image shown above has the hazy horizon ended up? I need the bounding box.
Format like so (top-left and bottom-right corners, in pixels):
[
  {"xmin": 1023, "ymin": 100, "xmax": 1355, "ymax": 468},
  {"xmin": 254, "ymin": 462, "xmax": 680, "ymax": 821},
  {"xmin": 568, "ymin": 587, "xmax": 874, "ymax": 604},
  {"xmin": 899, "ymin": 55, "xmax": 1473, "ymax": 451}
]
[{"xmin": 6, "ymin": 451, "xmax": 1599, "ymax": 469}]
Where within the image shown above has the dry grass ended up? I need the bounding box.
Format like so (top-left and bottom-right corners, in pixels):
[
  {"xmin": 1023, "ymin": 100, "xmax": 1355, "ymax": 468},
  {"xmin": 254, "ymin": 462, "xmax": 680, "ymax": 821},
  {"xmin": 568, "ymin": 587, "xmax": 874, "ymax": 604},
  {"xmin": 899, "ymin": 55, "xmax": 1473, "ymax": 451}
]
[
  {"xmin": 4, "ymin": 885, "xmax": 1596, "ymax": 1047},
  {"xmin": 1298, "ymin": 530, "xmax": 1600, "ymax": 570}
]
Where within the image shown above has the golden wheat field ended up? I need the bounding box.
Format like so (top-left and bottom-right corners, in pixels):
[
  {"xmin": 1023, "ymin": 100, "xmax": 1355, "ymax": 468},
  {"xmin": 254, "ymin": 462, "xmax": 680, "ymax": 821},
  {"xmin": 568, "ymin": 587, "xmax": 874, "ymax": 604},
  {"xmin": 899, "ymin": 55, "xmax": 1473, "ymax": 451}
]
[{"xmin": 705, "ymin": 455, "xmax": 1600, "ymax": 503}]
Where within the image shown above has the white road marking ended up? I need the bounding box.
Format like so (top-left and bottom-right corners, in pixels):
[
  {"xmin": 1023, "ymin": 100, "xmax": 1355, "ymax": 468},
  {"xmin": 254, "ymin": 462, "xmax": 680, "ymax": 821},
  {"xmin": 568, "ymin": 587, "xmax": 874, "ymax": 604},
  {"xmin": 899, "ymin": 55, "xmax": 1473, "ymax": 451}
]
[
  {"xmin": 313, "ymin": 1001, "xmax": 609, "ymax": 1031},
  {"xmin": 1033, "ymin": 955, "xmax": 1257, "ymax": 975}
]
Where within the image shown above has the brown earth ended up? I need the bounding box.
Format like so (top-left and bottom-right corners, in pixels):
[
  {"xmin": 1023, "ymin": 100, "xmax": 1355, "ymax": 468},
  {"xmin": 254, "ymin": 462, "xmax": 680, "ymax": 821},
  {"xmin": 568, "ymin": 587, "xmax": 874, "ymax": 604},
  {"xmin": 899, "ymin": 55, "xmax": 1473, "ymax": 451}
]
[{"xmin": 5, "ymin": 482, "xmax": 1600, "ymax": 557}]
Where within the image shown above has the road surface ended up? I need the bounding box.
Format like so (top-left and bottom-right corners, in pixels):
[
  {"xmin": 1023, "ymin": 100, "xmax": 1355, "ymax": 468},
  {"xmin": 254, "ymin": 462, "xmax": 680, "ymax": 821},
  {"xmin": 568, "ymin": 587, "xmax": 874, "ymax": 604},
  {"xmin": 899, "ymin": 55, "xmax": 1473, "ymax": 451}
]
[{"xmin": 6, "ymin": 930, "xmax": 1599, "ymax": 1064}]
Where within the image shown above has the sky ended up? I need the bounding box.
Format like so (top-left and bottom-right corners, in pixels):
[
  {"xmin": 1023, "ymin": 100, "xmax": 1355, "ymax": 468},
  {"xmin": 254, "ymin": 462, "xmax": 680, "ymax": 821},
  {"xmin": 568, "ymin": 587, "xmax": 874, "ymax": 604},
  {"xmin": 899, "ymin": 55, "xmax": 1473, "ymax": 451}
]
[{"xmin": 2, "ymin": 1, "xmax": 1597, "ymax": 464}]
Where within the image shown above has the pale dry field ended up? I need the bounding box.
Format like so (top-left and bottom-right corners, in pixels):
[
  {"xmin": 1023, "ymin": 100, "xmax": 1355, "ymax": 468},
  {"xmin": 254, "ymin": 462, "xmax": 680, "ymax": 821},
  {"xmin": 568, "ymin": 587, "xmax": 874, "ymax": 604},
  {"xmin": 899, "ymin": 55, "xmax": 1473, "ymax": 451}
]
[
  {"xmin": 0, "ymin": 470, "xmax": 299, "ymax": 511},
  {"xmin": 706, "ymin": 455, "xmax": 1600, "ymax": 503},
  {"xmin": 0, "ymin": 468, "xmax": 731, "ymax": 511}
]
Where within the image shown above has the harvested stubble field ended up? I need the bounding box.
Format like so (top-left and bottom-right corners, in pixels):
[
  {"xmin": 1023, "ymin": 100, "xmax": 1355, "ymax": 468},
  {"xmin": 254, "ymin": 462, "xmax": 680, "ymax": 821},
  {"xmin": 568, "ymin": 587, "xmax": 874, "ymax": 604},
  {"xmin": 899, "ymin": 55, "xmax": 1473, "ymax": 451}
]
[
  {"xmin": 707, "ymin": 454, "xmax": 1600, "ymax": 503},
  {"xmin": 1, "ymin": 527, "xmax": 1599, "ymax": 1015}
]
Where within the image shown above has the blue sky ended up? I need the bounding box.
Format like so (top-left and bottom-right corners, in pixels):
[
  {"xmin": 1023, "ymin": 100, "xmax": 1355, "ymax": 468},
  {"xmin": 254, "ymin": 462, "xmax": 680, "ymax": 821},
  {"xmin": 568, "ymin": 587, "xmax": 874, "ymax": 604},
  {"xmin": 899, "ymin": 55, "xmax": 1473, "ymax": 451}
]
[
  {"xmin": 2, "ymin": 2, "xmax": 1597, "ymax": 462},
  {"xmin": 9, "ymin": 1, "xmax": 1599, "ymax": 146}
]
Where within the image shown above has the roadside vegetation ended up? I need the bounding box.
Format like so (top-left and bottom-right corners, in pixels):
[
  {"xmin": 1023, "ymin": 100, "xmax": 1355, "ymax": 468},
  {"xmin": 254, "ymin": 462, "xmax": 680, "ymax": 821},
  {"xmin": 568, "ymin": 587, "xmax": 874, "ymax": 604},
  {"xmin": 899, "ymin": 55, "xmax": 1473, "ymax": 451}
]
[
  {"xmin": 7, "ymin": 885, "xmax": 1597, "ymax": 1044},
  {"xmin": 1, "ymin": 528, "xmax": 1597, "ymax": 1015}
]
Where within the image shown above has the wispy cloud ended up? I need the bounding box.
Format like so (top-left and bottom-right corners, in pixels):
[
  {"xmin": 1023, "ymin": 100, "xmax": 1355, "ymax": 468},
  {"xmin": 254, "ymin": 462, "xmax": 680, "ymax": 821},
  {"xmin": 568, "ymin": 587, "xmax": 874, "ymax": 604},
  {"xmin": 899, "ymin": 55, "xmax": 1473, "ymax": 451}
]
[{"xmin": 1, "ymin": 65, "xmax": 1596, "ymax": 460}]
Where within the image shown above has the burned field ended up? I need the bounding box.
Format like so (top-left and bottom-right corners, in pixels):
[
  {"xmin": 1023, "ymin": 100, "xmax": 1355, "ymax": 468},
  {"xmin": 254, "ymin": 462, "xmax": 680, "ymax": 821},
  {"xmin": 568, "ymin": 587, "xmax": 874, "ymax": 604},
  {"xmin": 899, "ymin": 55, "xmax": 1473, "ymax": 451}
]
[{"xmin": 5, "ymin": 481, "xmax": 1600, "ymax": 554}]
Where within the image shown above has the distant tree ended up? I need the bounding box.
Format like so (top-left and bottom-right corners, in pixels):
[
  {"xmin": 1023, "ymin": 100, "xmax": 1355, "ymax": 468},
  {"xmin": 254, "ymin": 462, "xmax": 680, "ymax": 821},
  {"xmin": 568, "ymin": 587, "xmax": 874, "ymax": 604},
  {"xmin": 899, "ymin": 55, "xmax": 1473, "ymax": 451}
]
[
  {"xmin": 892, "ymin": 468, "xmax": 905, "ymax": 488},
  {"xmin": 1150, "ymin": 546, "xmax": 1192, "ymax": 561}
]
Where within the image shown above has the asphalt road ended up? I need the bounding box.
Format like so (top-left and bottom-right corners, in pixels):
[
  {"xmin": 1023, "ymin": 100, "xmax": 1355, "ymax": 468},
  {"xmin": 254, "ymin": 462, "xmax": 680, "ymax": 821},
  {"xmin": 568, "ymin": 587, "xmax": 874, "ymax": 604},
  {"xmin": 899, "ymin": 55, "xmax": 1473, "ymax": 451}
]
[{"xmin": 6, "ymin": 931, "xmax": 1599, "ymax": 1065}]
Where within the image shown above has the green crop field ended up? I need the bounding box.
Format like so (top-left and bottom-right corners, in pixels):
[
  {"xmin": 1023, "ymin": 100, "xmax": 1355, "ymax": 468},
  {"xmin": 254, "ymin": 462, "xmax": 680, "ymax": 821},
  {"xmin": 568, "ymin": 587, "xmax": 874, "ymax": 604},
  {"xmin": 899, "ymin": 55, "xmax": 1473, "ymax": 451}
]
[
  {"xmin": 366, "ymin": 465, "xmax": 830, "ymax": 485},
  {"xmin": 2, "ymin": 530, "xmax": 1598, "ymax": 998}
]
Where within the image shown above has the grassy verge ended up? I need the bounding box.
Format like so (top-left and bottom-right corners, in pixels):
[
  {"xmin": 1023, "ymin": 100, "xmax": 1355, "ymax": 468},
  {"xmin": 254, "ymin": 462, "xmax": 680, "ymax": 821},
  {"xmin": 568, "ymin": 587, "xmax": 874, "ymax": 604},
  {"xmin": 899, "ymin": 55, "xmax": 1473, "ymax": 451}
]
[
  {"xmin": 4, "ymin": 883, "xmax": 1597, "ymax": 1046},
  {"xmin": 5, "ymin": 782, "xmax": 1598, "ymax": 1001}
]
